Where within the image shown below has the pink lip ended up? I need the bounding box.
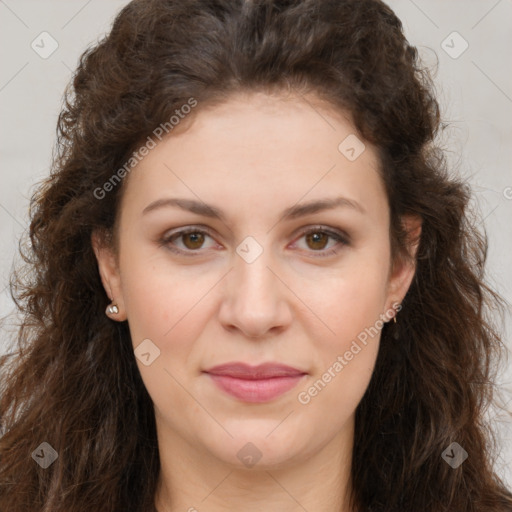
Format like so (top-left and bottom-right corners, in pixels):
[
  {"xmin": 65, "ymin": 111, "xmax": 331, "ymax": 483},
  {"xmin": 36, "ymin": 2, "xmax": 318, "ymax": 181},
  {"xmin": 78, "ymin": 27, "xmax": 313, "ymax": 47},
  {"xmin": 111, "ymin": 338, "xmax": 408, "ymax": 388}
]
[{"xmin": 204, "ymin": 362, "xmax": 307, "ymax": 403}]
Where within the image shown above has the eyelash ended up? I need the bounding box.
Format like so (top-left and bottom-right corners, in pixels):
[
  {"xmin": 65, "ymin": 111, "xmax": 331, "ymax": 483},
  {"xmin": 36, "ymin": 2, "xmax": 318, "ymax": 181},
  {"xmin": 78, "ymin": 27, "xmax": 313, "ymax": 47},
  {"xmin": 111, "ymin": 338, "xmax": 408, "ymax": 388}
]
[{"xmin": 159, "ymin": 225, "xmax": 350, "ymax": 258}]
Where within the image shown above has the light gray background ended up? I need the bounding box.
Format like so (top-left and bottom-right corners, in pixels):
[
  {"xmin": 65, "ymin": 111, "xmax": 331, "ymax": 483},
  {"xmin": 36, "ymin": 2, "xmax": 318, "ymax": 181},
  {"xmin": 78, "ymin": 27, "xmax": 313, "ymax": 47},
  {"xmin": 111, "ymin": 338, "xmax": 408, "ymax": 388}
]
[{"xmin": 1, "ymin": 0, "xmax": 511, "ymax": 488}]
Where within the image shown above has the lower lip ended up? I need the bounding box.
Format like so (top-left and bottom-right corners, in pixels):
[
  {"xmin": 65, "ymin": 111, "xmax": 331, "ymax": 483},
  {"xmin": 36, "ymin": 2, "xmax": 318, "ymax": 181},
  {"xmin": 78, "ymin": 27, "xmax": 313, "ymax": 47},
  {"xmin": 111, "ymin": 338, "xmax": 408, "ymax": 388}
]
[{"xmin": 206, "ymin": 373, "xmax": 306, "ymax": 403}]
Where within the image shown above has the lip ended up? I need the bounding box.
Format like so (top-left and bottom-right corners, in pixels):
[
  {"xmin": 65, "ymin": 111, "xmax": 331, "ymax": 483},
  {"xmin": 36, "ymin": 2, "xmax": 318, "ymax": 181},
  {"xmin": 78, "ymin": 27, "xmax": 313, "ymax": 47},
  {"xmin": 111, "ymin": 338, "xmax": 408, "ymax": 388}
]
[{"xmin": 203, "ymin": 362, "xmax": 307, "ymax": 403}]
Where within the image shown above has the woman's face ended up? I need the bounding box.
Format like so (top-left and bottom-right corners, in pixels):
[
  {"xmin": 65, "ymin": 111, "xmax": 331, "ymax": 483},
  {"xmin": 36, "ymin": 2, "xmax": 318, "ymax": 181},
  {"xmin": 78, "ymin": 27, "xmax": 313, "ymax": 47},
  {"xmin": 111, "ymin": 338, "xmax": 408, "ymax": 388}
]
[{"xmin": 94, "ymin": 91, "xmax": 418, "ymax": 470}]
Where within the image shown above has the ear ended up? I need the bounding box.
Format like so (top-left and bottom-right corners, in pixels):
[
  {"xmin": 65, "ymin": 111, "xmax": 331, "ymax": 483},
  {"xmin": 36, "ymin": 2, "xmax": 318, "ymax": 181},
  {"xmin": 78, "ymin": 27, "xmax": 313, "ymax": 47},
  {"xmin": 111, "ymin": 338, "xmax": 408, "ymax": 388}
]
[
  {"xmin": 385, "ymin": 214, "xmax": 422, "ymax": 310},
  {"xmin": 91, "ymin": 229, "xmax": 127, "ymax": 321}
]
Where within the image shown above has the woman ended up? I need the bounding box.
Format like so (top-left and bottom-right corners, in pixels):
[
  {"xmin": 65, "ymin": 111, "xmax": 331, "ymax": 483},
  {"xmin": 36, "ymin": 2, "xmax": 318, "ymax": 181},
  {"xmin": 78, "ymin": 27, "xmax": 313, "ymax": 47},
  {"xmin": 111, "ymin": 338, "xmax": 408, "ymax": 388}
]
[{"xmin": 1, "ymin": 0, "xmax": 511, "ymax": 511}]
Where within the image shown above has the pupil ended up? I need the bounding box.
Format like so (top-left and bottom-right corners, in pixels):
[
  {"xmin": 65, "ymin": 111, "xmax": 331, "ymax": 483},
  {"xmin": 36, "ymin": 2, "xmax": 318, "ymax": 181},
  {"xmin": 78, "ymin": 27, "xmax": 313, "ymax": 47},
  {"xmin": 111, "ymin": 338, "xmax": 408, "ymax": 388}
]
[
  {"xmin": 184, "ymin": 232, "xmax": 204, "ymax": 249},
  {"xmin": 307, "ymin": 232, "xmax": 327, "ymax": 250}
]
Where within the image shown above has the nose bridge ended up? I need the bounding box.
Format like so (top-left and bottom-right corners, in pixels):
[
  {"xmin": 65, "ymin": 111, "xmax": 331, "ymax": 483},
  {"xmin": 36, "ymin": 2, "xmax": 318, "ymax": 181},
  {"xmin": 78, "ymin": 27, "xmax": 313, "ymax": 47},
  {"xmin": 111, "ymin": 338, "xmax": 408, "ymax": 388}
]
[
  {"xmin": 218, "ymin": 238, "xmax": 291, "ymax": 337},
  {"xmin": 233, "ymin": 243, "xmax": 277, "ymax": 306},
  {"xmin": 232, "ymin": 232, "xmax": 274, "ymax": 291}
]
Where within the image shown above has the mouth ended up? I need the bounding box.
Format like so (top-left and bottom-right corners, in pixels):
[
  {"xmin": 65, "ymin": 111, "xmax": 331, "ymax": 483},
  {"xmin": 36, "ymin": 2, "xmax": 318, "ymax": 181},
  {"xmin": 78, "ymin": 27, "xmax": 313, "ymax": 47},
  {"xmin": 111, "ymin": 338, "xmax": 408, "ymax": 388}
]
[{"xmin": 203, "ymin": 362, "xmax": 307, "ymax": 403}]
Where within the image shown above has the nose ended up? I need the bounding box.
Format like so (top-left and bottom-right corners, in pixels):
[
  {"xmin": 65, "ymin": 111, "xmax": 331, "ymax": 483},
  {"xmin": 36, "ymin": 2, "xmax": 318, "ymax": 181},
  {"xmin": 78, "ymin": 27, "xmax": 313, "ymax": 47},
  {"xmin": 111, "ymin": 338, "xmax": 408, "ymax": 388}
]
[{"xmin": 217, "ymin": 248, "xmax": 293, "ymax": 339}]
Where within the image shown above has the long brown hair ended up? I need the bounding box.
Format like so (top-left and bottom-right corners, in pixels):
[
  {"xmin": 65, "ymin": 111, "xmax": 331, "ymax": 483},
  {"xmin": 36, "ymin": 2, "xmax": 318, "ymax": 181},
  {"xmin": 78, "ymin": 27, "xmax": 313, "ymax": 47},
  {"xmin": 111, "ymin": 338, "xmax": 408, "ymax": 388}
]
[{"xmin": 1, "ymin": 0, "xmax": 511, "ymax": 511}]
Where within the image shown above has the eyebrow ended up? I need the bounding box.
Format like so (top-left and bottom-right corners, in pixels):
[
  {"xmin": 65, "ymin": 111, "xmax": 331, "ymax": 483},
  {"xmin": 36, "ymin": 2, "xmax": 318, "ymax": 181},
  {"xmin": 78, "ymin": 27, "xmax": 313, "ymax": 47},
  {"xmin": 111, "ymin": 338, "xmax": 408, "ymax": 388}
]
[{"xmin": 142, "ymin": 196, "xmax": 366, "ymax": 222}]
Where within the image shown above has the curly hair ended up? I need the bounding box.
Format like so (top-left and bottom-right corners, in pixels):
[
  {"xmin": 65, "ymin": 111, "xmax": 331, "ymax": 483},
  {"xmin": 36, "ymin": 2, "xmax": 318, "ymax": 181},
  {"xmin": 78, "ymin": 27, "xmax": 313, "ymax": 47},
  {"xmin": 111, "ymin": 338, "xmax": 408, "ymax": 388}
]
[{"xmin": 1, "ymin": 0, "xmax": 511, "ymax": 511}]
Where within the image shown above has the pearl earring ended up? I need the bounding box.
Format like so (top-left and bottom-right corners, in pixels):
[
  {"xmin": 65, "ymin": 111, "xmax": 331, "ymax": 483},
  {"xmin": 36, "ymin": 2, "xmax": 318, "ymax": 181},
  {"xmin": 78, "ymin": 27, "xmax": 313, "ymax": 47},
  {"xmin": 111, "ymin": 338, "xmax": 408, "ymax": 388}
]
[{"xmin": 106, "ymin": 302, "xmax": 119, "ymax": 315}]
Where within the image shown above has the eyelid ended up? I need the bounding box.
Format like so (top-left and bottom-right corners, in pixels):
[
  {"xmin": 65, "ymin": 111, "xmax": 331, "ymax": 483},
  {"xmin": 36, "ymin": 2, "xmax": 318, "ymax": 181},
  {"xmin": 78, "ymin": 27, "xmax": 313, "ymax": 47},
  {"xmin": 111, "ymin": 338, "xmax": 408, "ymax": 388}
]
[{"xmin": 291, "ymin": 225, "xmax": 349, "ymax": 242}]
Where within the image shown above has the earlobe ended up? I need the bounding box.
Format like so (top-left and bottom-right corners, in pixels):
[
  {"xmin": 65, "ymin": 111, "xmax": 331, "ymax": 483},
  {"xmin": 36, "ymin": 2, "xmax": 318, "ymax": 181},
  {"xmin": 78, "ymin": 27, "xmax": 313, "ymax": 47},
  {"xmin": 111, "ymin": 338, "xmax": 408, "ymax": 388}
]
[{"xmin": 91, "ymin": 230, "xmax": 127, "ymax": 321}]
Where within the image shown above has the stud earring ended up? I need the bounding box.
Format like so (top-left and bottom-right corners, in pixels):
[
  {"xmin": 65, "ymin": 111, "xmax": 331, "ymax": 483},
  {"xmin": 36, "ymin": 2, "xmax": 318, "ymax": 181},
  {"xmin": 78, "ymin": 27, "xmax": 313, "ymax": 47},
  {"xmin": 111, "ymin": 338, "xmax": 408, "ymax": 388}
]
[{"xmin": 105, "ymin": 301, "xmax": 119, "ymax": 316}]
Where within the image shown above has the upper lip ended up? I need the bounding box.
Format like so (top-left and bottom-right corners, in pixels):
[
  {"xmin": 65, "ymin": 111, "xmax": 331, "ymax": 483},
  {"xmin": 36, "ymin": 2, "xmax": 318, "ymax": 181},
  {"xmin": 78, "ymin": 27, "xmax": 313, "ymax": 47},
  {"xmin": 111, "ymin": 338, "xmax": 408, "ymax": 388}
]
[{"xmin": 204, "ymin": 362, "xmax": 307, "ymax": 380}]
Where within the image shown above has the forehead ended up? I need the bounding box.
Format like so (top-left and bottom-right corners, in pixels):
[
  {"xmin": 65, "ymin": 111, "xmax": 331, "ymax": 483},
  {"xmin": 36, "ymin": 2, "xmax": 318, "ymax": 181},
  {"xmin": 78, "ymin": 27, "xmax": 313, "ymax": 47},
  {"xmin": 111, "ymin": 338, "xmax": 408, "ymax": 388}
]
[{"xmin": 119, "ymin": 91, "xmax": 387, "ymax": 223}]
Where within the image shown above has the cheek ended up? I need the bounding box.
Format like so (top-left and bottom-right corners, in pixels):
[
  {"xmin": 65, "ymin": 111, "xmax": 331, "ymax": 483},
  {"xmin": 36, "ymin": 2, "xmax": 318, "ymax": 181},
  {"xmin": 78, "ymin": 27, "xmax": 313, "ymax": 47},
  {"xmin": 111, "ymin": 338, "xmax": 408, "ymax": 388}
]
[
  {"xmin": 121, "ymin": 261, "xmax": 212, "ymax": 415},
  {"xmin": 307, "ymin": 255, "xmax": 389, "ymax": 348},
  {"xmin": 294, "ymin": 256, "xmax": 388, "ymax": 411},
  {"xmin": 118, "ymin": 246, "xmax": 233, "ymax": 390},
  {"xmin": 120, "ymin": 249, "xmax": 208, "ymax": 345},
  {"xmin": 295, "ymin": 291, "xmax": 382, "ymax": 426},
  {"xmin": 318, "ymin": 285, "xmax": 383, "ymax": 371}
]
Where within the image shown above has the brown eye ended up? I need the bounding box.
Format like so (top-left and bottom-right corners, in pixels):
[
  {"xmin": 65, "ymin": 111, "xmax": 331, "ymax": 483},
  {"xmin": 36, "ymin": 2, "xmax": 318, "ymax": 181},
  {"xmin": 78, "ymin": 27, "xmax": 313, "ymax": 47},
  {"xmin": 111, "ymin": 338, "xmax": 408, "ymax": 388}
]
[
  {"xmin": 161, "ymin": 227, "xmax": 218, "ymax": 255},
  {"xmin": 305, "ymin": 232, "xmax": 330, "ymax": 250},
  {"xmin": 293, "ymin": 226, "xmax": 350, "ymax": 257},
  {"xmin": 181, "ymin": 231, "xmax": 205, "ymax": 250}
]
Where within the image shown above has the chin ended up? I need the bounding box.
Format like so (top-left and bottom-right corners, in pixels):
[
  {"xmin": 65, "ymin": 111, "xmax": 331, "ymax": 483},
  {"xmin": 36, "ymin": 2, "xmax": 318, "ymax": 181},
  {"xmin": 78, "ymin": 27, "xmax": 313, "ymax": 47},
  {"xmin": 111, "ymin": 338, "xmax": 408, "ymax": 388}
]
[{"xmin": 205, "ymin": 428, "xmax": 311, "ymax": 470}]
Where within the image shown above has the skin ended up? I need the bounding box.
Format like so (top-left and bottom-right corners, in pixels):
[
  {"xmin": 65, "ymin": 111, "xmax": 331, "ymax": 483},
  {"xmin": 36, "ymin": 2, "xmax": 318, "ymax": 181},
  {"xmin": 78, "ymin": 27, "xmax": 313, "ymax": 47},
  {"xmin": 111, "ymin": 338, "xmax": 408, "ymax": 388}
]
[{"xmin": 92, "ymin": 91, "xmax": 421, "ymax": 512}]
